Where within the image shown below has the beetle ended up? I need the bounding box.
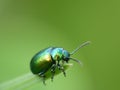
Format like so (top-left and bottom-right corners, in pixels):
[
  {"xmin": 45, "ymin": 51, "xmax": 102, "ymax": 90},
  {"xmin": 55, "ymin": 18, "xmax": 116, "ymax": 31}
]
[{"xmin": 30, "ymin": 41, "xmax": 90, "ymax": 84}]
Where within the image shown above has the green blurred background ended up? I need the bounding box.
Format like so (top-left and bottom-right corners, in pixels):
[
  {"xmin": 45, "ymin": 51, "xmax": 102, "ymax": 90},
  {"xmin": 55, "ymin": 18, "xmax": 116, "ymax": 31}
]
[{"xmin": 0, "ymin": 0, "xmax": 120, "ymax": 90}]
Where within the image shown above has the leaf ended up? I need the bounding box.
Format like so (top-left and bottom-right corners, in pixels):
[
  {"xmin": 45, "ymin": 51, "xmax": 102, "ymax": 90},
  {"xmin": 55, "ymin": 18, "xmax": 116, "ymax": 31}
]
[{"xmin": 0, "ymin": 63, "xmax": 73, "ymax": 90}]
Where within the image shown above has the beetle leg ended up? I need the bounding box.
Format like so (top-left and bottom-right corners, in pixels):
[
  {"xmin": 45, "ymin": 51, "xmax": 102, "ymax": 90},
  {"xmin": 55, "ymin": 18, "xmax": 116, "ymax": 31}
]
[
  {"xmin": 62, "ymin": 60, "xmax": 65, "ymax": 65},
  {"xmin": 39, "ymin": 74, "xmax": 46, "ymax": 85},
  {"xmin": 51, "ymin": 64, "xmax": 56, "ymax": 82},
  {"xmin": 57, "ymin": 61, "xmax": 66, "ymax": 77},
  {"xmin": 60, "ymin": 65, "xmax": 66, "ymax": 77}
]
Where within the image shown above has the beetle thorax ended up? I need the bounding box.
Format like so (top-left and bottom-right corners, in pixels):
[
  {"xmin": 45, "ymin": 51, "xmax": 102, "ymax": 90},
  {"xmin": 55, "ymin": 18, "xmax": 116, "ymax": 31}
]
[{"xmin": 51, "ymin": 48, "xmax": 63, "ymax": 61}]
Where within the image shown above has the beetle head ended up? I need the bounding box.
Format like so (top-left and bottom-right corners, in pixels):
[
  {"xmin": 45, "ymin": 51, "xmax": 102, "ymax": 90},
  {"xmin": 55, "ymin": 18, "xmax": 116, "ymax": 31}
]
[{"xmin": 62, "ymin": 50, "xmax": 70, "ymax": 62}]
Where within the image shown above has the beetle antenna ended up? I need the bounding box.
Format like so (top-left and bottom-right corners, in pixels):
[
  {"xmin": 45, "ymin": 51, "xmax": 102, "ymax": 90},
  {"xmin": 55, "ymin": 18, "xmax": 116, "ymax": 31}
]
[
  {"xmin": 70, "ymin": 41, "xmax": 91, "ymax": 55},
  {"xmin": 69, "ymin": 57, "xmax": 83, "ymax": 66}
]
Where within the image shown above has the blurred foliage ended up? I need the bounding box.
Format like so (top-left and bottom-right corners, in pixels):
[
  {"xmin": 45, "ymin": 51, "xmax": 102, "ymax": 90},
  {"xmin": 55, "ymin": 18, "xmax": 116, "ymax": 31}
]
[{"xmin": 0, "ymin": 0, "xmax": 120, "ymax": 90}]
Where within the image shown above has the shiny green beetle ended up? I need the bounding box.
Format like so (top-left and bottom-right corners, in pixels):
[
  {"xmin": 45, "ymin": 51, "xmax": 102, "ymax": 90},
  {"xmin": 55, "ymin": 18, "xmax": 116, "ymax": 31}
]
[{"xmin": 30, "ymin": 41, "xmax": 90, "ymax": 84}]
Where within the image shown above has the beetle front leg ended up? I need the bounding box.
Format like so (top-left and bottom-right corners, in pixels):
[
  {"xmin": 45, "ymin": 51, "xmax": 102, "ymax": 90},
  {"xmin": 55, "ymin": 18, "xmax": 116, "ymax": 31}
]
[
  {"xmin": 57, "ymin": 61, "xmax": 66, "ymax": 77},
  {"xmin": 51, "ymin": 64, "xmax": 56, "ymax": 81}
]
